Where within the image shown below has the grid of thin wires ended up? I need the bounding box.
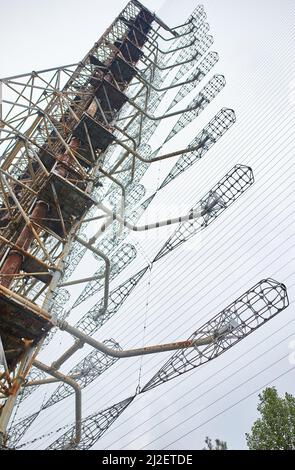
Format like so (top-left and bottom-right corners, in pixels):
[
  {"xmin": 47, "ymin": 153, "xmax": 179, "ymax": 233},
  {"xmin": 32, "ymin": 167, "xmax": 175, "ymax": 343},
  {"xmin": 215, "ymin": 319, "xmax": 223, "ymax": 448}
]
[{"xmin": 11, "ymin": 0, "xmax": 295, "ymax": 450}]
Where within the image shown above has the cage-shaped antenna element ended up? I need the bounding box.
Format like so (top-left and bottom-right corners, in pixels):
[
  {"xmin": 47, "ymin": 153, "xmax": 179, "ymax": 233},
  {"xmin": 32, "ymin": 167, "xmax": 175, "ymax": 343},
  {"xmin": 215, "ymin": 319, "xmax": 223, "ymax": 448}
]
[
  {"xmin": 148, "ymin": 48, "xmax": 218, "ymax": 114},
  {"xmin": 171, "ymin": 37, "xmax": 215, "ymax": 87},
  {"xmin": 159, "ymin": 21, "xmax": 210, "ymax": 68},
  {"xmin": 165, "ymin": 75, "xmax": 226, "ymax": 143},
  {"xmin": 168, "ymin": 51, "xmax": 219, "ymax": 111},
  {"xmin": 77, "ymin": 266, "xmax": 148, "ymax": 333},
  {"xmin": 170, "ymin": 5, "xmax": 207, "ymax": 38},
  {"xmin": 7, "ymin": 412, "xmax": 40, "ymax": 449},
  {"xmin": 47, "ymin": 396, "xmax": 135, "ymax": 450},
  {"xmin": 43, "ymin": 340, "xmax": 122, "ymax": 409},
  {"xmin": 155, "ymin": 164, "xmax": 254, "ymax": 261},
  {"xmin": 160, "ymin": 108, "xmax": 236, "ymax": 189},
  {"xmin": 176, "ymin": 21, "xmax": 211, "ymax": 63},
  {"xmin": 142, "ymin": 279, "xmax": 289, "ymax": 392}
]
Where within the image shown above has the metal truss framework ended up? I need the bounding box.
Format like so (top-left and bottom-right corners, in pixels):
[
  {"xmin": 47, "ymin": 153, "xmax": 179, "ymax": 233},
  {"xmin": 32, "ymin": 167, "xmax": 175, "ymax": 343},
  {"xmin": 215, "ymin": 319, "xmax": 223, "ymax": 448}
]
[{"xmin": 0, "ymin": 0, "xmax": 289, "ymax": 450}]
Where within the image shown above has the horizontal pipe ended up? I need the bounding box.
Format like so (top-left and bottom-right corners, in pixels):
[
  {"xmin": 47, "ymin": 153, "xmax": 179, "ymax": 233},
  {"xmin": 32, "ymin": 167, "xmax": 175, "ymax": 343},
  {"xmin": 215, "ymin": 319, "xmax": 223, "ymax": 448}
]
[
  {"xmin": 115, "ymin": 140, "xmax": 205, "ymax": 165},
  {"xmin": 58, "ymin": 273, "xmax": 105, "ymax": 287},
  {"xmin": 57, "ymin": 320, "xmax": 214, "ymax": 358},
  {"xmin": 136, "ymin": 70, "xmax": 202, "ymax": 93},
  {"xmin": 26, "ymin": 371, "xmax": 81, "ymax": 386},
  {"xmin": 97, "ymin": 196, "xmax": 219, "ymax": 233},
  {"xmin": 26, "ymin": 377, "xmax": 61, "ymax": 386},
  {"xmin": 127, "ymin": 96, "xmax": 206, "ymax": 122}
]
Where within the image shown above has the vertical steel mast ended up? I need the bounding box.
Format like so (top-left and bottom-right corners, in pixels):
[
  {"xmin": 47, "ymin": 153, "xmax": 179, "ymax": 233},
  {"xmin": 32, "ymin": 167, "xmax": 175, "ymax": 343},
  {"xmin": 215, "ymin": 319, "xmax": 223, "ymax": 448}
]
[
  {"xmin": 0, "ymin": 1, "xmax": 213, "ymax": 445},
  {"xmin": 0, "ymin": 1, "xmax": 289, "ymax": 449}
]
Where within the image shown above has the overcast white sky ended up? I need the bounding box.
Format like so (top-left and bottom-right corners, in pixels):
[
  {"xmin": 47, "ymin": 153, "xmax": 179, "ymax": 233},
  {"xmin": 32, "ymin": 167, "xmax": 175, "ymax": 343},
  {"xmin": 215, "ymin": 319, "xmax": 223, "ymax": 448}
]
[{"xmin": 1, "ymin": 0, "xmax": 295, "ymax": 450}]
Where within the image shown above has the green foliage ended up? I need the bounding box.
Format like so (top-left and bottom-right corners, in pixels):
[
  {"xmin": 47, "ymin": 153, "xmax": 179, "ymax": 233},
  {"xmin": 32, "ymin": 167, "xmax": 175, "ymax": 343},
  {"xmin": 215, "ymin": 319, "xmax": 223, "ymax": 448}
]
[
  {"xmin": 246, "ymin": 387, "xmax": 295, "ymax": 450},
  {"xmin": 203, "ymin": 436, "xmax": 228, "ymax": 450}
]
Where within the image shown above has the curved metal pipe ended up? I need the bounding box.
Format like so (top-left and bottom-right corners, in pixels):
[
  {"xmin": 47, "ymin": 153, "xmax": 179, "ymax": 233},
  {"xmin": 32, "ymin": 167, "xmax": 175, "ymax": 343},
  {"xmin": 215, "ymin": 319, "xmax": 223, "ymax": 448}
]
[
  {"xmin": 75, "ymin": 237, "xmax": 110, "ymax": 315},
  {"xmin": 33, "ymin": 360, "xmax": 81, "ymax": 445},
  {"xmin": 57, "ymin": 320, "xmax": 214, "ymax": 358}
]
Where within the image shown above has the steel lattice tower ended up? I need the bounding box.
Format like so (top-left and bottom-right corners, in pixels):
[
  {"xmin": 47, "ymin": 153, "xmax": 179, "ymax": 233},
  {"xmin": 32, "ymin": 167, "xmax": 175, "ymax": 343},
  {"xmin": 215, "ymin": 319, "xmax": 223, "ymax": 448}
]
[{"xmin": 0, "ymin": 1, "xmax": 289, "ymax": 449}]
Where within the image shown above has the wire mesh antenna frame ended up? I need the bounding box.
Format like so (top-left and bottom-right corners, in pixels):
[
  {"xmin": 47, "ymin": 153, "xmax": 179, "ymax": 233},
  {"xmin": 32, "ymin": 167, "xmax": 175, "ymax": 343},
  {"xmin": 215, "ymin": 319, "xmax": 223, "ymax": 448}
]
[
  {"xmin": 160, "ymin": 108, "xmax": 236, "ymax": 189},
  {"xmin": 47, "ymin": 396, "xmax": 135, "ymax": 450},
  {"xmin": 155, "ymin": 164, "xmax": 254, "ymax": 261},
  {"xmin": 42, "ymin": 339, "xmax": 122, "ymax": 409},
  {"xmin": 142, "ymin": 278, "xmax": 289, "ymax": 391}
]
